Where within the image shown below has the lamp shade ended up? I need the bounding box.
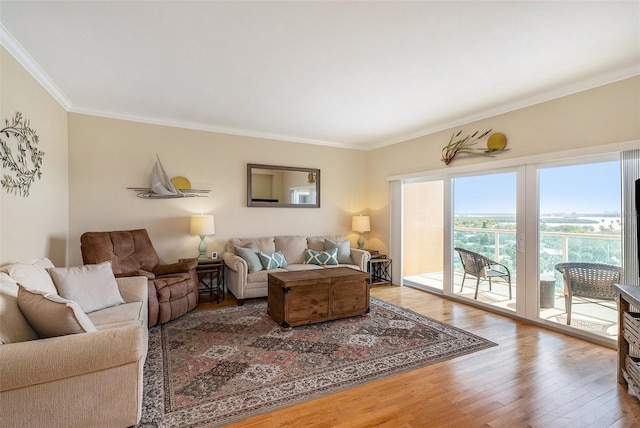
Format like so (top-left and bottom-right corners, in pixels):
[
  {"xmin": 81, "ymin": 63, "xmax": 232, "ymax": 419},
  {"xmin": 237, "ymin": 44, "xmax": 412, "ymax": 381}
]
[
  {"xmin": 190, "ymin": 214, "xmax": 215, "ymax": 236},
  {"xmin": 352, "ymin": 215, "xmax": 370, "ymax": 233}
]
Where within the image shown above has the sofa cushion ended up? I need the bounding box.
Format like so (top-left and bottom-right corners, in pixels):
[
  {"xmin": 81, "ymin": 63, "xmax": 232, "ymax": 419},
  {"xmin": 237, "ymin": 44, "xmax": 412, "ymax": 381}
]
[
  {"xmin": 0, "ymin": 273, "xmax": 38, "ymax": 344},
  {"xmin": 48, "ymin": 261, "xmax": 125, "ymax": 313},
  {"xmin": 87, "ymin": 301, "xmax": 144, "ymax": 330},
  {"xmin": 304, "ymin": 248, "xmax": 339, "ymax": 266},
  {"xmin": 246, "ymin": 267, "xmax": 288, "ymax": 283},
  {"xmin": 324, "ymin": 239, "xmax": 355, "ymax": 264},
  {"xmin": 284, "ymin": 263, "xmax": 323, "ymax": 272},
  {"xmin": 307, "ymin": 236, "xmax": 345, "ymax": 252},
  {"xmin": 17, "ymin": 285, "xmax": 98, "ymax": 338},
  {"xmin": 274, "ymin": 236, "xmax": 307, "ymax": 264},
  {"xmin": 7, "ymin": 257, "xmax": 57, "ymax": 294},
  {"xmin": 323, "ymin": 264, "xmax": 359, "ymax": 270},
  {"xmin": 228, "ymin": 237, "xmax": 276, "ymax": 253},
  {"xmin": 234, "ymin": 244, "xmax": 263, "ymax": 273},
  {"xmin": 258, "ymin": 251, "xmax": 288, "ymax": 270}
]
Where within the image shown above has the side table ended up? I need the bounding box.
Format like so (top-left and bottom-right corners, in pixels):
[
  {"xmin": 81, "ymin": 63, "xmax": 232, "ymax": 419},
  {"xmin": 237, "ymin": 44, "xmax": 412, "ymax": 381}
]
[
  {"xmin": 368, "ymin": 254, "xmax": 392, "ymax": 286},
  {"xmin": 180, "ymin": 257, "xmax": 225, "ymax": 303}
]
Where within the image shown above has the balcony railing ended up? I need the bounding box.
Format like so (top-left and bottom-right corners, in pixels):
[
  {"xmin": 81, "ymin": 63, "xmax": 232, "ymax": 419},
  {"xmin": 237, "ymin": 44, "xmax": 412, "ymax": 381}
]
[{"xmin": 454, "ymin": 227, "xmax": 622, "ymax": 278}]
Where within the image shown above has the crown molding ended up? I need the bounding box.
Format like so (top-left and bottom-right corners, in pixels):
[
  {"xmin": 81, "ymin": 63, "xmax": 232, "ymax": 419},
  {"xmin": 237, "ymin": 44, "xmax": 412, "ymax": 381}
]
[
  {"xmin": 369, "ymin": 65, "xmax": 640, "ymax": 151},
  {"xmin": 67, "ymin": 106, "xmax": 367, "ymax": 151},
  {"xmin": 0, "ymin": 24, "xmax": 72, "ymax": 110}
]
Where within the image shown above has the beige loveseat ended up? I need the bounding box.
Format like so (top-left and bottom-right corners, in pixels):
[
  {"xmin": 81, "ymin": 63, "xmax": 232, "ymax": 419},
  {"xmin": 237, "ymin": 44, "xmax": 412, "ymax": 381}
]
[
  {"xmin": 0, "ymin": 258, "xmax": 148, "ymax": 428},
  {"xmin": 222, "ymin": 235, "xmax": 371, "ymax": 303}
]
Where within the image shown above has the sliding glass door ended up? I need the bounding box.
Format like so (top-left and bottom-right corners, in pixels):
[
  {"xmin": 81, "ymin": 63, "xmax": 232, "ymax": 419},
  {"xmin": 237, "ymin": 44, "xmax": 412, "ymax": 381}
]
[
  {"xmin": 537, "ymin": 160, "xmax": 622, "ymax": 337},
  {"xmin": 403, "ymin": 179, "xmax": 444, "ymax": 292},
  {"xmin": 452, "ymin": 172, "xmax": 517, "ymax": 312},
  {"xmin": 399, "ymin": 150, "xmax": 631, "ymax": 343}
]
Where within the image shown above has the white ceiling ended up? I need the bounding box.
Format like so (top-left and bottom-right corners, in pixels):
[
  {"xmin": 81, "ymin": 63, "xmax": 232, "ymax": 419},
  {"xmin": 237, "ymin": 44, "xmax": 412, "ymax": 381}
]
[{"xmin": 1, "ymin": 1, "xmax": 639, "ymax": 150}]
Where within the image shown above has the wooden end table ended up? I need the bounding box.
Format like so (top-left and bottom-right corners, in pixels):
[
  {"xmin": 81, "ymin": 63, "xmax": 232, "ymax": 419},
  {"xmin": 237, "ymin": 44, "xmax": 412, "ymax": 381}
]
[
  {"xmin": 180, "ymin": 257, "xmax": 225, "ymax": 303},
  {"xmin": 369, "ymin": 258, "xmax": 392, "ymax": 285},
  {"xmin": 365, "ymin": 251, "xmax": 392, "ymax": 285}
]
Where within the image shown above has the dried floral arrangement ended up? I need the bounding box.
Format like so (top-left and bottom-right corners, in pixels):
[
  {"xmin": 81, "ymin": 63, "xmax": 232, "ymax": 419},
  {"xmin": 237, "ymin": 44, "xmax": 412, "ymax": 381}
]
[
  {"xmin": 441, "ymin": 129, "xmax": 505, "ymax": 165},
  {"xmin": 0, "ymin": 112, "xmax": 44, "ymax": 196}
]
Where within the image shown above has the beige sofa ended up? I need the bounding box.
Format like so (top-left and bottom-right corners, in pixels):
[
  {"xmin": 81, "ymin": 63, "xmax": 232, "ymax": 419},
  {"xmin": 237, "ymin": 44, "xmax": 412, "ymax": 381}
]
[
  {"xmin": 0, "ymin": 258, "xmax": 148, "ymax": 428},
  {"xmin": 223, "ymin": 235, "xmax": 371, "ymax": 303}
]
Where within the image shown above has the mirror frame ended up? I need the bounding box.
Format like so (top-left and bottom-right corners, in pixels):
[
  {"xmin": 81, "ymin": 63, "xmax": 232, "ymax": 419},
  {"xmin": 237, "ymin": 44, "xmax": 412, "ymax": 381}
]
[{"xmin": 247, "ymin": 163, "xmax": 321, "ymax": 208}]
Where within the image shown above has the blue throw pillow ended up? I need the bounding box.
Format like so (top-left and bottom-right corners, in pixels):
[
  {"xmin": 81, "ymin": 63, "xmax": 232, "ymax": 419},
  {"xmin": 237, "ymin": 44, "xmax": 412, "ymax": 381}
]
[
  {"xmin": 234, "ymin": 244, "xmax": 263, "ymax": 273},
  {"xmin": 258, "ymin": 251, "xmax": 288, "ymax": 270},
  {"xmin": 304, "ymin": 248, "xmax": 338, "ymax": 266}
]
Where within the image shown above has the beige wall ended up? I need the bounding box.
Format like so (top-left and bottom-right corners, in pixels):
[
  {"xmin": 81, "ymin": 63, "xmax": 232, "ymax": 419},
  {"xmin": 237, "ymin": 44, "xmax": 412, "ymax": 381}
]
[
  {"xmin": 3, "ymin": 44, "xmax": 638, "ymax": 268},
  {"xmin": 67, "ymin": 114, "xmax": 368, "ymax": 265},
  {"xmin": 0, "ymin": 47, "xmax": 69, "ymax": 266},
  {"xmin": 367, "ymin": 76, "xmax": 640, "ymax": 255}
]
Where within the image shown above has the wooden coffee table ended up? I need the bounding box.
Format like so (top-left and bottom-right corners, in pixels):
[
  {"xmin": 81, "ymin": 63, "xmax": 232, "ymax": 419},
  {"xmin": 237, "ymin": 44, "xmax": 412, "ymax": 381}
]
[{"xmin": 267, "ymin": 267, "xmax": 370, "ymax": 328}]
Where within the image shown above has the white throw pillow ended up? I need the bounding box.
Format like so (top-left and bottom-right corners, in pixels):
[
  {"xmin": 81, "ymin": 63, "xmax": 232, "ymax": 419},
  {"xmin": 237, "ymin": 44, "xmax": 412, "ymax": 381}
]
[
  {"xmin": 17, "ymin": 285, "xmax": 97, "ymax": 338},
  {"xmin": 48, "ymin": 261, "xmax": 124, "ymax": 313},
  {"xmin": 8, "ymin": 257, "xmax": 57, "ymax": 294}
]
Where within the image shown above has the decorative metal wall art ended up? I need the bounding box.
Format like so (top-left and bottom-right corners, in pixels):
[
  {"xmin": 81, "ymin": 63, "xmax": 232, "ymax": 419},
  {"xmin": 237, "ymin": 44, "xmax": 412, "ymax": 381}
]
[
  {"xmin": 441, "ymin": 129, "xmax": 508, "ymax": 165},
  {"xmin": 127, "ymin": 155, "xmax": 210, "ymax": 199},
  {"xmin": 0, "ymin": 112, "xmax": 44, "ymax": 196}
]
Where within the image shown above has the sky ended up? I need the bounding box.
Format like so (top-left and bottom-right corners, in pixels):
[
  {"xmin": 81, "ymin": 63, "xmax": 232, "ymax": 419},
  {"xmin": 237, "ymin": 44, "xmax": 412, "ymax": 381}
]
[{"xmin": 453, "ymin": 161, "xmax": 621, "ymax": 215}]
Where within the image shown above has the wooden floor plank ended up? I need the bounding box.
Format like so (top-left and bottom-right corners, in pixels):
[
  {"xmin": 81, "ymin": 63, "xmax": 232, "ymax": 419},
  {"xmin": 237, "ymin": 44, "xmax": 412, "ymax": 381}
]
[{"xmin": 203, "ymin": 285, "xmax": 640, "ymax": 427}]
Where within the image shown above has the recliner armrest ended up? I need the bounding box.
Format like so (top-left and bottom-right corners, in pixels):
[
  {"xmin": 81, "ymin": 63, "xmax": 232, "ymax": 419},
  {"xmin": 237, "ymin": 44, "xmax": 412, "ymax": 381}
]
[
  {"xmin": 153, "ymin": 260, "xmax": 197, "ymax": 276},
  {"xmin": 115, "ymin": 270, "xmax": 155, "ymax": 280}
]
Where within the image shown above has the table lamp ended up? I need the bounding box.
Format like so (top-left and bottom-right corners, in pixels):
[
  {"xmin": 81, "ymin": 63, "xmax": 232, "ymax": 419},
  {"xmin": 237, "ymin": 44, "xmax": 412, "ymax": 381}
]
[
  {"xmin": 352, "ymin": 215, "xmax": 370, "ymax": 250},
  {"xmin": 190, "ymin": 214, "xmax": 215, "ymax": 260}
]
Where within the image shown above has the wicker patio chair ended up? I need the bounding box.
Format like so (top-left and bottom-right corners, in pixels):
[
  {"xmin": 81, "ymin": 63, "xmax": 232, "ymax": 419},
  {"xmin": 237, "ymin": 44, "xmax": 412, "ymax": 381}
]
[
  {"xmin": 454, "ymin": 247, "xmax": 512, "ymax": 300},
  {"xmin": 554, "ymin": 262, "xmax": 623, "ymax": 325}
]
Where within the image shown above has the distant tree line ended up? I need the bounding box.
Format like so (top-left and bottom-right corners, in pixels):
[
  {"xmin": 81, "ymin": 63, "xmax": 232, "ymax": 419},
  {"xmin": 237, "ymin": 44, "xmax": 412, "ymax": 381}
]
[{"xmin": 454, "ymin": 216, "xmax": 622, "ymax": 280}]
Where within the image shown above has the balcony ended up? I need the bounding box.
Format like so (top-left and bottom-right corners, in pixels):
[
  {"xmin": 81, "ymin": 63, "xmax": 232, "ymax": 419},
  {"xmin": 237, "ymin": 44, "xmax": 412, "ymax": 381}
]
[{"xmin": 403, "ymin": 227, "xmax": 622, "ymax": 339}]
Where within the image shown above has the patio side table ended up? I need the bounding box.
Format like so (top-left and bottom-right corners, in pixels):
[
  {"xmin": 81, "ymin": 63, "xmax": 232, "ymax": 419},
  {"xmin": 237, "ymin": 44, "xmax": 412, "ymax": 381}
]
[{"xmin": 539, "ymin": 277, "xmax": 556, "ymax": 308}]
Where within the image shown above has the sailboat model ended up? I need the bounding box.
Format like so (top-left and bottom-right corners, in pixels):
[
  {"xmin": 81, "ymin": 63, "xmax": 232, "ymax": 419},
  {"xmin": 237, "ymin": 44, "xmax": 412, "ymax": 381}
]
[{"xmin": 128, "ymin": 155, "xmax": 210, "ymax": 199}]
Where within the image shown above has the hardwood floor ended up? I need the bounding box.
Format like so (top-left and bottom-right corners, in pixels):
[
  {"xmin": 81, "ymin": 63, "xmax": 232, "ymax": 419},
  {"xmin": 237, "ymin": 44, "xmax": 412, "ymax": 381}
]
[{"xmin": 199, "ymin": 286, "xmax": 640, "ymax": 427}]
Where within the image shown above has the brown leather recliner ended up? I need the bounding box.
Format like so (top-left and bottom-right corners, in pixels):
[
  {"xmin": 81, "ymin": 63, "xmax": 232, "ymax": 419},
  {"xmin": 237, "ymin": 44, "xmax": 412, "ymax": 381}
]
[{"xmin": 80, "ymin": 229, "xmax": 198, "ymax": 327}]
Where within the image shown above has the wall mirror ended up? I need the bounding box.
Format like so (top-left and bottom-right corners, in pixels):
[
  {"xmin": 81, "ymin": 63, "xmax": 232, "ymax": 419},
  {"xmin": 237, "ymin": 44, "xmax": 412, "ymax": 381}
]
[{"xmin": 247, "ymin": 164, "xmax": 320, "ymax": 208}]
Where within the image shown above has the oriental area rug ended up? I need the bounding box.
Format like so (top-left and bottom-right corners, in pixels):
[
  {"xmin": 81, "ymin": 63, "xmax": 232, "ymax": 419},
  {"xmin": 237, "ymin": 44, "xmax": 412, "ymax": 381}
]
[{"xmin": 136, "ymin": 297, "xmax": 496, "ymax": 427}]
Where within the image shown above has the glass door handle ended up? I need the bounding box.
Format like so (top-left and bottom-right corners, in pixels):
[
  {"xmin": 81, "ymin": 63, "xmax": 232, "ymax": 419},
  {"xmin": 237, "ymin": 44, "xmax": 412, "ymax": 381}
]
[{"xmin": 517, "ymin": 234, "xmax": 525, "ymax": 253}]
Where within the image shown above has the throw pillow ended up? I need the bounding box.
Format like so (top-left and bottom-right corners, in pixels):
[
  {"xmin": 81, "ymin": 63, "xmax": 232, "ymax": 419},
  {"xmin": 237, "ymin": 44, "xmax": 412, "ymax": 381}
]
[
  {"xmin": 274, "ymin": 236, "xmax": 307, "ymax": 264},
  {"xmin": 324, "ymin": 239, "xmax": 354, "ymax": 264},
  {"xmin": 7, "ymin": 257, "xmax": 58, "ymax": 294},
  {"xmin": 47, "ymin": 261, "xmax": 125, "ymax": 314},
  {"xmin": 304, "ymin": 248, "xmax": 339, "ymax": 266},
  {"xmin": 0, "ymin": 273, "xmax": 39, "ymax": 344},
  {"xmin": 258, "ymin": 251, "xmax": 288, "ymax": 270},
  {"xmin": 17, "ymin": 285, "xmax": 97, "ymax": 338},
  {"xmin": 234, "ymin": 244, "xmax": 263, "ymax": 273}
]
